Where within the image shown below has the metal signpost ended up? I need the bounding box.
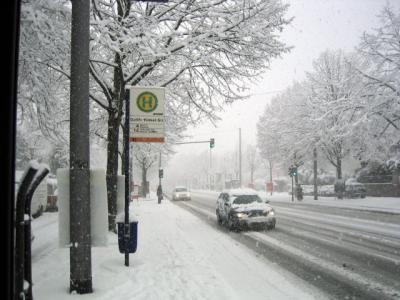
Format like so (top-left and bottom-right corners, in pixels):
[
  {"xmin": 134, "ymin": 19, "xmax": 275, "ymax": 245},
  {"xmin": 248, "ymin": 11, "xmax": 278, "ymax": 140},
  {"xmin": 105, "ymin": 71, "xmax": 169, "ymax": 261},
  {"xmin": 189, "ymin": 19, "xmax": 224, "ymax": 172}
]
[
  {"xmin": 120, "ymin": 0, "xmax": 169, "ymax": 268},
  {"xmin": 123, "ymin": 86, "xmax": 165, "ymax": 266},
  {"xmin": 124, "ymin": 91, "xmax": 131, "ymax": 267}
]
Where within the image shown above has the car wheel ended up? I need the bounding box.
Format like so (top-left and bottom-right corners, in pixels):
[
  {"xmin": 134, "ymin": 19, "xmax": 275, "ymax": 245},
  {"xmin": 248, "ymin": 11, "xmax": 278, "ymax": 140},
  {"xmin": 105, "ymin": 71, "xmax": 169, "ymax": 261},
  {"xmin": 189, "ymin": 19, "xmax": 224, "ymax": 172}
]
[
  {"xmin": 216, "ymin": 210, "xmax": 223, "ymax": 225},
  {"xmin": 268, "ymin": 220, "xmax": 276, "ymax": 230},
  {"xmin": 227, "ymin": 216, "xmax": 238, "ymax": 231}
]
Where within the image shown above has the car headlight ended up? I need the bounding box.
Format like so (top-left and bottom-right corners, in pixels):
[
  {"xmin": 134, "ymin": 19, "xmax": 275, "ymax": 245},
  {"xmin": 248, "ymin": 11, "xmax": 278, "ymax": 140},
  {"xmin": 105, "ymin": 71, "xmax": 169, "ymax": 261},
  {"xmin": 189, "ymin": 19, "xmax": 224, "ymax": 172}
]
[
  {"xmin": 235, "ymin": 212, "xmax": 248, "ymax": 219},
  {"xmin": 264, "ymin": 209, "xmax": 275, "ymax": 216}
]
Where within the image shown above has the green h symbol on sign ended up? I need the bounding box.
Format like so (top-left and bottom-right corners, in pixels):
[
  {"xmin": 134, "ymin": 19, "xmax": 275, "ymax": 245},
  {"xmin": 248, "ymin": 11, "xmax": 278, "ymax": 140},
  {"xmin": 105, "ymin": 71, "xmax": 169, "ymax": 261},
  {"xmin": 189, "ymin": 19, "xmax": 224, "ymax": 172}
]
[
  {"xmin": 137, "ymin": 91, "xmax": 158, "ymax": 112},
  {"xmin": 142, "ymin": 95, "xmax": 154, "ymax": 109}
]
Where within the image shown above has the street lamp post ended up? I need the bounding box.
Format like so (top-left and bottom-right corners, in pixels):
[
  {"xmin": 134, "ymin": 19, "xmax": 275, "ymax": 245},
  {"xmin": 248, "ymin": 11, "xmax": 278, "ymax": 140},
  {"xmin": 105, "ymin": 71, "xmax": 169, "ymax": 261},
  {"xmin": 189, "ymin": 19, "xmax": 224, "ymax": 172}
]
[
  {"xmin": 239, "ymin": 128, "xmax": 242, "ymax": 187},
  {"xmin": 69, "ymin": 0, "xmax": 92, "ymax": 294}
]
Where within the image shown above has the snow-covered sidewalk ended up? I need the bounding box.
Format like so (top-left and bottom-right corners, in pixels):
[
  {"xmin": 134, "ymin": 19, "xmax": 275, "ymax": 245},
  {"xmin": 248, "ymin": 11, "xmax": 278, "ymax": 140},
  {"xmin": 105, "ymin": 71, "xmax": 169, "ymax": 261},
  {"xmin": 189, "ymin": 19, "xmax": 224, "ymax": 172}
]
[
  {"xmin": 265, "ymin": 193, "xmax": 400, "ymax": 214},
  {"xmin": 190, "ymin": 189, "xmax": 400, "ymax": 214},
  {"xmin": 32, "ymin": 194, "xmax": 327, "ymax": 300}
]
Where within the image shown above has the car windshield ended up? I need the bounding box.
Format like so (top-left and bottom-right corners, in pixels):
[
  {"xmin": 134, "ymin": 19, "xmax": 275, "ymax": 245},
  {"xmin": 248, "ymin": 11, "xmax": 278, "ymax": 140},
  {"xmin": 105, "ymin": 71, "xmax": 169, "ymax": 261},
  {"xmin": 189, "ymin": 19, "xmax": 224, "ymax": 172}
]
[
  {"xmin": 175, "ymin": 188, "xmax": 187, "ymax": 192},
  {"xmin": 232, "ymin": 195, "xmax": 263, "ymax": 205}
]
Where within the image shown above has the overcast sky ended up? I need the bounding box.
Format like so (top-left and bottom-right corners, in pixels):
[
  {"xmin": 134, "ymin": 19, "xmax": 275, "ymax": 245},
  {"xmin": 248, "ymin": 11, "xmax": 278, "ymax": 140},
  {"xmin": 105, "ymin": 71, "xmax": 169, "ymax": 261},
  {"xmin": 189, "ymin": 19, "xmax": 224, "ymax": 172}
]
[{"xmin": 164, "ymin": 0, "xmax": 400, "ymax": 172}]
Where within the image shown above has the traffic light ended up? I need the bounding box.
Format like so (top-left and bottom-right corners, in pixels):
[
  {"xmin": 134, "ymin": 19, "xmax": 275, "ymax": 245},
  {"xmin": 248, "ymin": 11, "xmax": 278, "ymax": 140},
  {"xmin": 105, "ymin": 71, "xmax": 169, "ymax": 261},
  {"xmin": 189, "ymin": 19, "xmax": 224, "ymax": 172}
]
[
  {"xmin": 159, "ymin": 169, "xmax": 163, "ymax": 178},
  {"xmin": 210, "ymin": 138, "xmax": 215, "ymax": 148},
  {"xmin": 288, "ymin": 166, "xmax": 298, "ymax": 177}
]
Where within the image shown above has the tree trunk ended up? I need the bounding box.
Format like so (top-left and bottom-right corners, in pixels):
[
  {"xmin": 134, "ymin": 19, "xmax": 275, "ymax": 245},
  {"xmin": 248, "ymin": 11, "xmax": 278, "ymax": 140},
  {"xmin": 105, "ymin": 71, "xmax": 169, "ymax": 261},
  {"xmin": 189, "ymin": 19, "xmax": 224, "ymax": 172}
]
[
  {"xmin": 141, "ymin": 163, "xmax": 147, "ymax": 197},
  {"xmin": 106, "ymin": 49, "xmax": 124, "ymax": 231},
  {"xmin": 336, "ymin": 157, "xmax": 342, "ymax": 179},
  {"xmin": 106, "ymin": 111, "xmax": 120, "ymax": 232}
]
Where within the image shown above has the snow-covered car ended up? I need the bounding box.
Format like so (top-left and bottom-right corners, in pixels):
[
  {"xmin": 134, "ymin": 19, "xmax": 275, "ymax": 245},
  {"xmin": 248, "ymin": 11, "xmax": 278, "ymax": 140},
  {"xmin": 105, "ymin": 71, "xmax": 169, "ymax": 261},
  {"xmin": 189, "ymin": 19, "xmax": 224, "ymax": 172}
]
[
  {"xmin": 216, "ymin": 189, "xmax": 276, "ymax": 231},
  {"xmin": 172, "ymin": 186, "xmax": 191, "ymax": 201},
  {"xmin": 344, "ymin": 180, "xmax": 367, "ymax": 198}
]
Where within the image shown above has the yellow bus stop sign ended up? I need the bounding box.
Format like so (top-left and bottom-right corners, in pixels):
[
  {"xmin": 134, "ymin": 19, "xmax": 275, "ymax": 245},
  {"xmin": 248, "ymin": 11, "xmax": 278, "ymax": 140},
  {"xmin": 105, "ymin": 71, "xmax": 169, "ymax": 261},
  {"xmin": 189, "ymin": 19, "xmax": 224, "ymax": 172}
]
[{"xmin": 136, "ymin": 91, "xmax": 158, "ymax": 113}]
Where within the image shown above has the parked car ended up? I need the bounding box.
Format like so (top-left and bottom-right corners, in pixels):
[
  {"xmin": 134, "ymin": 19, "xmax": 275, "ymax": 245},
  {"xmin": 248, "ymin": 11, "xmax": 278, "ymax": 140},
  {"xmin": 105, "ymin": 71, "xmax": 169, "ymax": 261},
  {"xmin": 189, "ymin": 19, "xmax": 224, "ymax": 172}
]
[
  {"xmin": 216, "ymin": 189, "xmax": 276, "ymax": 231},
  {"xmin": 172, "ymin": 186, "xmax": 191, "ymax": 201},
  {"xmin": 344, "ymin": 181, "xmax": 367, "ymax": 198}
]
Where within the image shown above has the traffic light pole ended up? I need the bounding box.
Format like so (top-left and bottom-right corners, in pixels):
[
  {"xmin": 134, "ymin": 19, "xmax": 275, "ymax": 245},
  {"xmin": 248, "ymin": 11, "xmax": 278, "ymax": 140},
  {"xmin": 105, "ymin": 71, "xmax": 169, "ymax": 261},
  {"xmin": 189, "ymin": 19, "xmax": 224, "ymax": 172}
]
[
  {"xmin": 291, "ymin": 176, "xmax": 294, "ymax": 202},
  {"xmin": 174, "ymin": 140, "xmax": 213, "ymax": 145},
  {"xmin": 174, "ymin": 139, "xmax": 214, "ymax": 190}
]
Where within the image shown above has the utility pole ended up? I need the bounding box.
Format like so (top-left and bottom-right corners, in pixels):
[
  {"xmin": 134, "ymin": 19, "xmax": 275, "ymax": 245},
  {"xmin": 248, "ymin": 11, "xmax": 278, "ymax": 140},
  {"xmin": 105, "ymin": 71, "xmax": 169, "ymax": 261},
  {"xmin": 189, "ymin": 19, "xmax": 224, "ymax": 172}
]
[
  {"xmin": 269, "ymin": 161, "xmax": 273, "ymax": 196},
  {"xmin": 313, "ymin": 148, "xmax": 318, "ymax": 200},
  {"xmin": 69, "ymin": 0, "xmax": 92, "ymax": 294},
  {"xmin": 209, "ymin": 146, "xmax": 212, "ymax": 190},
  {"xmin": 210, "ymin": 147, "xmax": 212, "ymax": 169},
  {"xmin": 7, "ymin": 1, "xmax": 21, "ymax": 298},
  {"xmin": 239, "ymin": 128, "xmax": 242, "ymax": 187}
]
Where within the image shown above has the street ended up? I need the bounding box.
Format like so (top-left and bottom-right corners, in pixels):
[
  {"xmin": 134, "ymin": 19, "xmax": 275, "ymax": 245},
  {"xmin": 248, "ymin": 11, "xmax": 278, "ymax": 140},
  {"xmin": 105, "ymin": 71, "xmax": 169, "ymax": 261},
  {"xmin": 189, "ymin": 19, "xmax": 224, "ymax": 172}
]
[{"xmin": 169, "ymin": 191, "xmax": 400, "ymax": 300}]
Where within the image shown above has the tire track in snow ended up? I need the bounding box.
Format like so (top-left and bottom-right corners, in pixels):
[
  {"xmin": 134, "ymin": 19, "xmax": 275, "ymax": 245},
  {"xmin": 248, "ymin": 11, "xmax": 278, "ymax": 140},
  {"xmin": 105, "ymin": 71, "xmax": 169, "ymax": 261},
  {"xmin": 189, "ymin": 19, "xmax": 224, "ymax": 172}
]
[{"xmin": 174, "ymin": 195, "xmax": 400, "ymax": 300}]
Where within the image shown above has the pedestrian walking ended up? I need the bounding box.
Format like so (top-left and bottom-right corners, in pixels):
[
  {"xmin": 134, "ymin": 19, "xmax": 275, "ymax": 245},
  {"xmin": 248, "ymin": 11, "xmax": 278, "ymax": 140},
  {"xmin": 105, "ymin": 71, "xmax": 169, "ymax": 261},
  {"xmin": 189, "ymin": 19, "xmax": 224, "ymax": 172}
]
[{"xmin": 157, "ymin": 184, "xmax": 163, "ymax": 204}]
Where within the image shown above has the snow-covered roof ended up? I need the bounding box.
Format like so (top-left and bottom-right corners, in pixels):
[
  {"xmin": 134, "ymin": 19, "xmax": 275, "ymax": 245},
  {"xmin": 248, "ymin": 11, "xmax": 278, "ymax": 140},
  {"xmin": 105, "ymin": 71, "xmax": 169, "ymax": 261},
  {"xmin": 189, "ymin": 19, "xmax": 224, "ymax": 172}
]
[
  {"xmin": 174, "ymin": 186, "xmax": 187, "ymax": 189},
  {"xmin": 223, "ymin": 188, "xmax": 258, "ymax": 196}
]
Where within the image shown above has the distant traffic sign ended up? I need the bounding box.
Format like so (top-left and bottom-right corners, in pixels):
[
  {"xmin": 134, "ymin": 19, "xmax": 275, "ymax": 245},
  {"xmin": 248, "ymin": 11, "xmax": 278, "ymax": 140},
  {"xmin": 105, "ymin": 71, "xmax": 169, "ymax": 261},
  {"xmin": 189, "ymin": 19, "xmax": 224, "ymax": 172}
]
[
  {"xmin": 266, "ymin": 182, "xmax": 273, "ymax": 192},
  {"xmin": 129, "ymin": 87, "xmax": 165, "ymax": 143}
]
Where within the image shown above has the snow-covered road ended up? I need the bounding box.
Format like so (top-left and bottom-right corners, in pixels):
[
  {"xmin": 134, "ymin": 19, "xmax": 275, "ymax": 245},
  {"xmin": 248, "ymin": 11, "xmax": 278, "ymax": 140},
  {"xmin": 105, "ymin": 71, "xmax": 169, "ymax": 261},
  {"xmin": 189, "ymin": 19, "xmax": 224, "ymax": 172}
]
[{"xmin": 172, "ymin": 191, "xmax": 400, "ymax": 300}]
